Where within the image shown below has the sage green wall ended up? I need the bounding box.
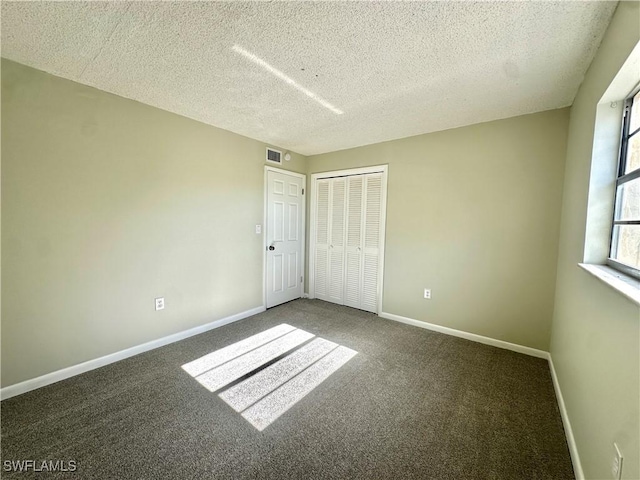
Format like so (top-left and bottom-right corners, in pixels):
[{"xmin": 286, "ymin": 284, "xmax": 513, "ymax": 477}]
[
  {"xmin": 307, "ymin": 108, "xmax": 569, "ymax": 351},
  {"xmin": 1, "ymin": 59, "xmax": 305, "ymax": 387},
  {"xmin": 549, "ymin": 2, "xmax": 640, "ymax": 479}
]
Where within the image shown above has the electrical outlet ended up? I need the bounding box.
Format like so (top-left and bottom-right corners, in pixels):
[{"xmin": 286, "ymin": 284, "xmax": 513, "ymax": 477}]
[
  {"xmin": 155, "ymin": 297, "xmax": 165, "ymax": 311},
  {"xmin": 612, "ymin": 443, "xmax": 623, "ymax": 480},
  {"xmin": 255, "ymin": 224, "xmax": 262, "ymax": 234},
  {"xmin": 423, "ymin": 288, "xmax": 431, "ymax": 299}
]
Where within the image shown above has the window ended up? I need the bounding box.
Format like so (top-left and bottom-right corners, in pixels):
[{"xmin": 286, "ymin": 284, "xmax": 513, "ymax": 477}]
[{"xmin": 609, "ymin": 86, "xmax": 640, "ymax": 279}]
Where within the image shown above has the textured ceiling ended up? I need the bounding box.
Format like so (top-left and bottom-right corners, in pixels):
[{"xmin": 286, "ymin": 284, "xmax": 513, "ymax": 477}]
[{"xmin": 1, "ymin": 1, "xmax": 617, "ymax": 156}]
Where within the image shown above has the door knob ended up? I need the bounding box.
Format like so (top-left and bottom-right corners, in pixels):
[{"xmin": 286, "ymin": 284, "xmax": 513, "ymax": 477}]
[{"xmin": 268, "ymin": 245, "xmax": 275, "ymax": 251}]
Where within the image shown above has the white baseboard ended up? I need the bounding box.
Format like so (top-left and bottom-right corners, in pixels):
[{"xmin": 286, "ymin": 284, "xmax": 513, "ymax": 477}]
[
  {"xmin": 548, "ymin": 355, "xmax": 584, "ymax": 480},
  {"xmin": 379, "ymin": 311, "xmax": 548, "ymax": 358},
  {"xmin": 0, "ymin": 305, "xmax": 266, "ymax": 401}
]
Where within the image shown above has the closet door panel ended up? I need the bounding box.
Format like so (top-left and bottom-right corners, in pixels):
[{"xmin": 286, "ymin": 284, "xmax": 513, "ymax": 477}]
[
  {"xmin": 312, "ymin": 171, "xmax": 384, "ymax": 313},
  {"xmin": 364, "ymin": 174, "xmax": 382, "ymax": 250},
  {"xmin": 313, "ymin": 180, "xmax": 330, "ymax": 301},
  {"xmin": 327, "ymin": 178, "xmax": 346, "ymax": 304},
  {"xmin": 361, "ymin": 173, "xmax": 383, "ymax": 313},
  {"xmin": 362, "ymin": 254, "xmax": 379, "ymax": 312},
  {"xmin": 344, "ymin": 175, "xmax": 364, "ymax": 308}
]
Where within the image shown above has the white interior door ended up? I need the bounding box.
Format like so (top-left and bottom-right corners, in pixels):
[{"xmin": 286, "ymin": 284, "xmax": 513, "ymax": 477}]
[{"xmin": 266, "ymin": 169, "xmax": 304, "ymax": 308}]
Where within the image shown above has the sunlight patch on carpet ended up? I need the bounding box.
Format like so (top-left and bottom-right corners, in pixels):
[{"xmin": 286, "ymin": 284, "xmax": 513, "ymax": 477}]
[{"xmin": 182, "ymin": 324, "xmax": 356, "ymax": 431}]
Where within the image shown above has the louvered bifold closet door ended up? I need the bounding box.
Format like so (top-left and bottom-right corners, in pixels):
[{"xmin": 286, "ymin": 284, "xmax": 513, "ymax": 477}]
[
  {"xmin": 313, "ymin": 180, "xmax": 331, "ymax": 302},
  {"xmin": 327, "ymin": 177, "xmax": 347, "ymax": 304},
  {"xmin": 361, "ymin": 173, "xmax": 383, "ymax": 313},
  {"xmin": 344, "ymin": 175, "xmax": 364, "ymax": 309}
]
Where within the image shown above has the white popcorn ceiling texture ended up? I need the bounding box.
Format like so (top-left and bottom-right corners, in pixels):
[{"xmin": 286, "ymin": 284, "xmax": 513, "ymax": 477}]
[{"xmin": 1, "ymin": 1, "xmax": 617, "ymax": 156}]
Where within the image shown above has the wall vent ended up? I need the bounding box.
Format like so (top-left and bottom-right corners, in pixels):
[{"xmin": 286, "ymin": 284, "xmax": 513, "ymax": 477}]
[{"xmin": 266, "ymin": 148, "xmax": 282, "ymax": 164}]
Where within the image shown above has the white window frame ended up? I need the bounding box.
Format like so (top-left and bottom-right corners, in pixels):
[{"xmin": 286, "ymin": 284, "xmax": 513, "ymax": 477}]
[
  {"xmin": 608, "ymin": 85, "xmax": 640, "ymax": 280},
  {"xmin": 580, "ymin": 41, "xmax": 640, "ymax": 305}
]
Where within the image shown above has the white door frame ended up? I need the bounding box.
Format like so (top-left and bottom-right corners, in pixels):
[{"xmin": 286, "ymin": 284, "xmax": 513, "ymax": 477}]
[
  {"xmin": 263, "ymin": 166, "xmax": 306, "ymax": 308},
  {"xmin": 309, "ymin": 165, "xmax": 388, "ymax": 314}
]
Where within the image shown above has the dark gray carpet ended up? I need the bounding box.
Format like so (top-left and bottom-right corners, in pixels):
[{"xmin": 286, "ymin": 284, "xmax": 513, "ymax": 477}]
[{"xmin": 1, "ymin": 299, "xmax": 574, "ymax": 479}]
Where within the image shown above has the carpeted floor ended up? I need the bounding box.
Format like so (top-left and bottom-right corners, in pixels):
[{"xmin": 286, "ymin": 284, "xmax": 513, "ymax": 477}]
[{"xmin": 1, "ymin": 299, "xmax": 574, "ymax": 479}]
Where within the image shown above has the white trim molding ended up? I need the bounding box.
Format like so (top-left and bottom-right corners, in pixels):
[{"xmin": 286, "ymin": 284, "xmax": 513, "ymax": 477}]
[
  {"xmin": 0, "ymin": 306, "xmax": 265, "ymax": 401},
  {"xmin": 548, "ymin": 356, "xmax": 584, "ymax": 480},
  {"xmin": 379, "ymin": 311, "xmax": 548, "ymax": 358}
]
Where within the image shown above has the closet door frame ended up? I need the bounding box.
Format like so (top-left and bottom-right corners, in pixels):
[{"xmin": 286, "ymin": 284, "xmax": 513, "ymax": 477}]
[{"xmin": 309, "ymin": 165, "xmax": 388, "ymax": 314}]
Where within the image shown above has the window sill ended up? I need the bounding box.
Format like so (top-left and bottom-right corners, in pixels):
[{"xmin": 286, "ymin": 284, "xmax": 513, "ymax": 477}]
[{"xmin": 578, "ymin": 263, "xmax": 640, "ymax": 306}]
